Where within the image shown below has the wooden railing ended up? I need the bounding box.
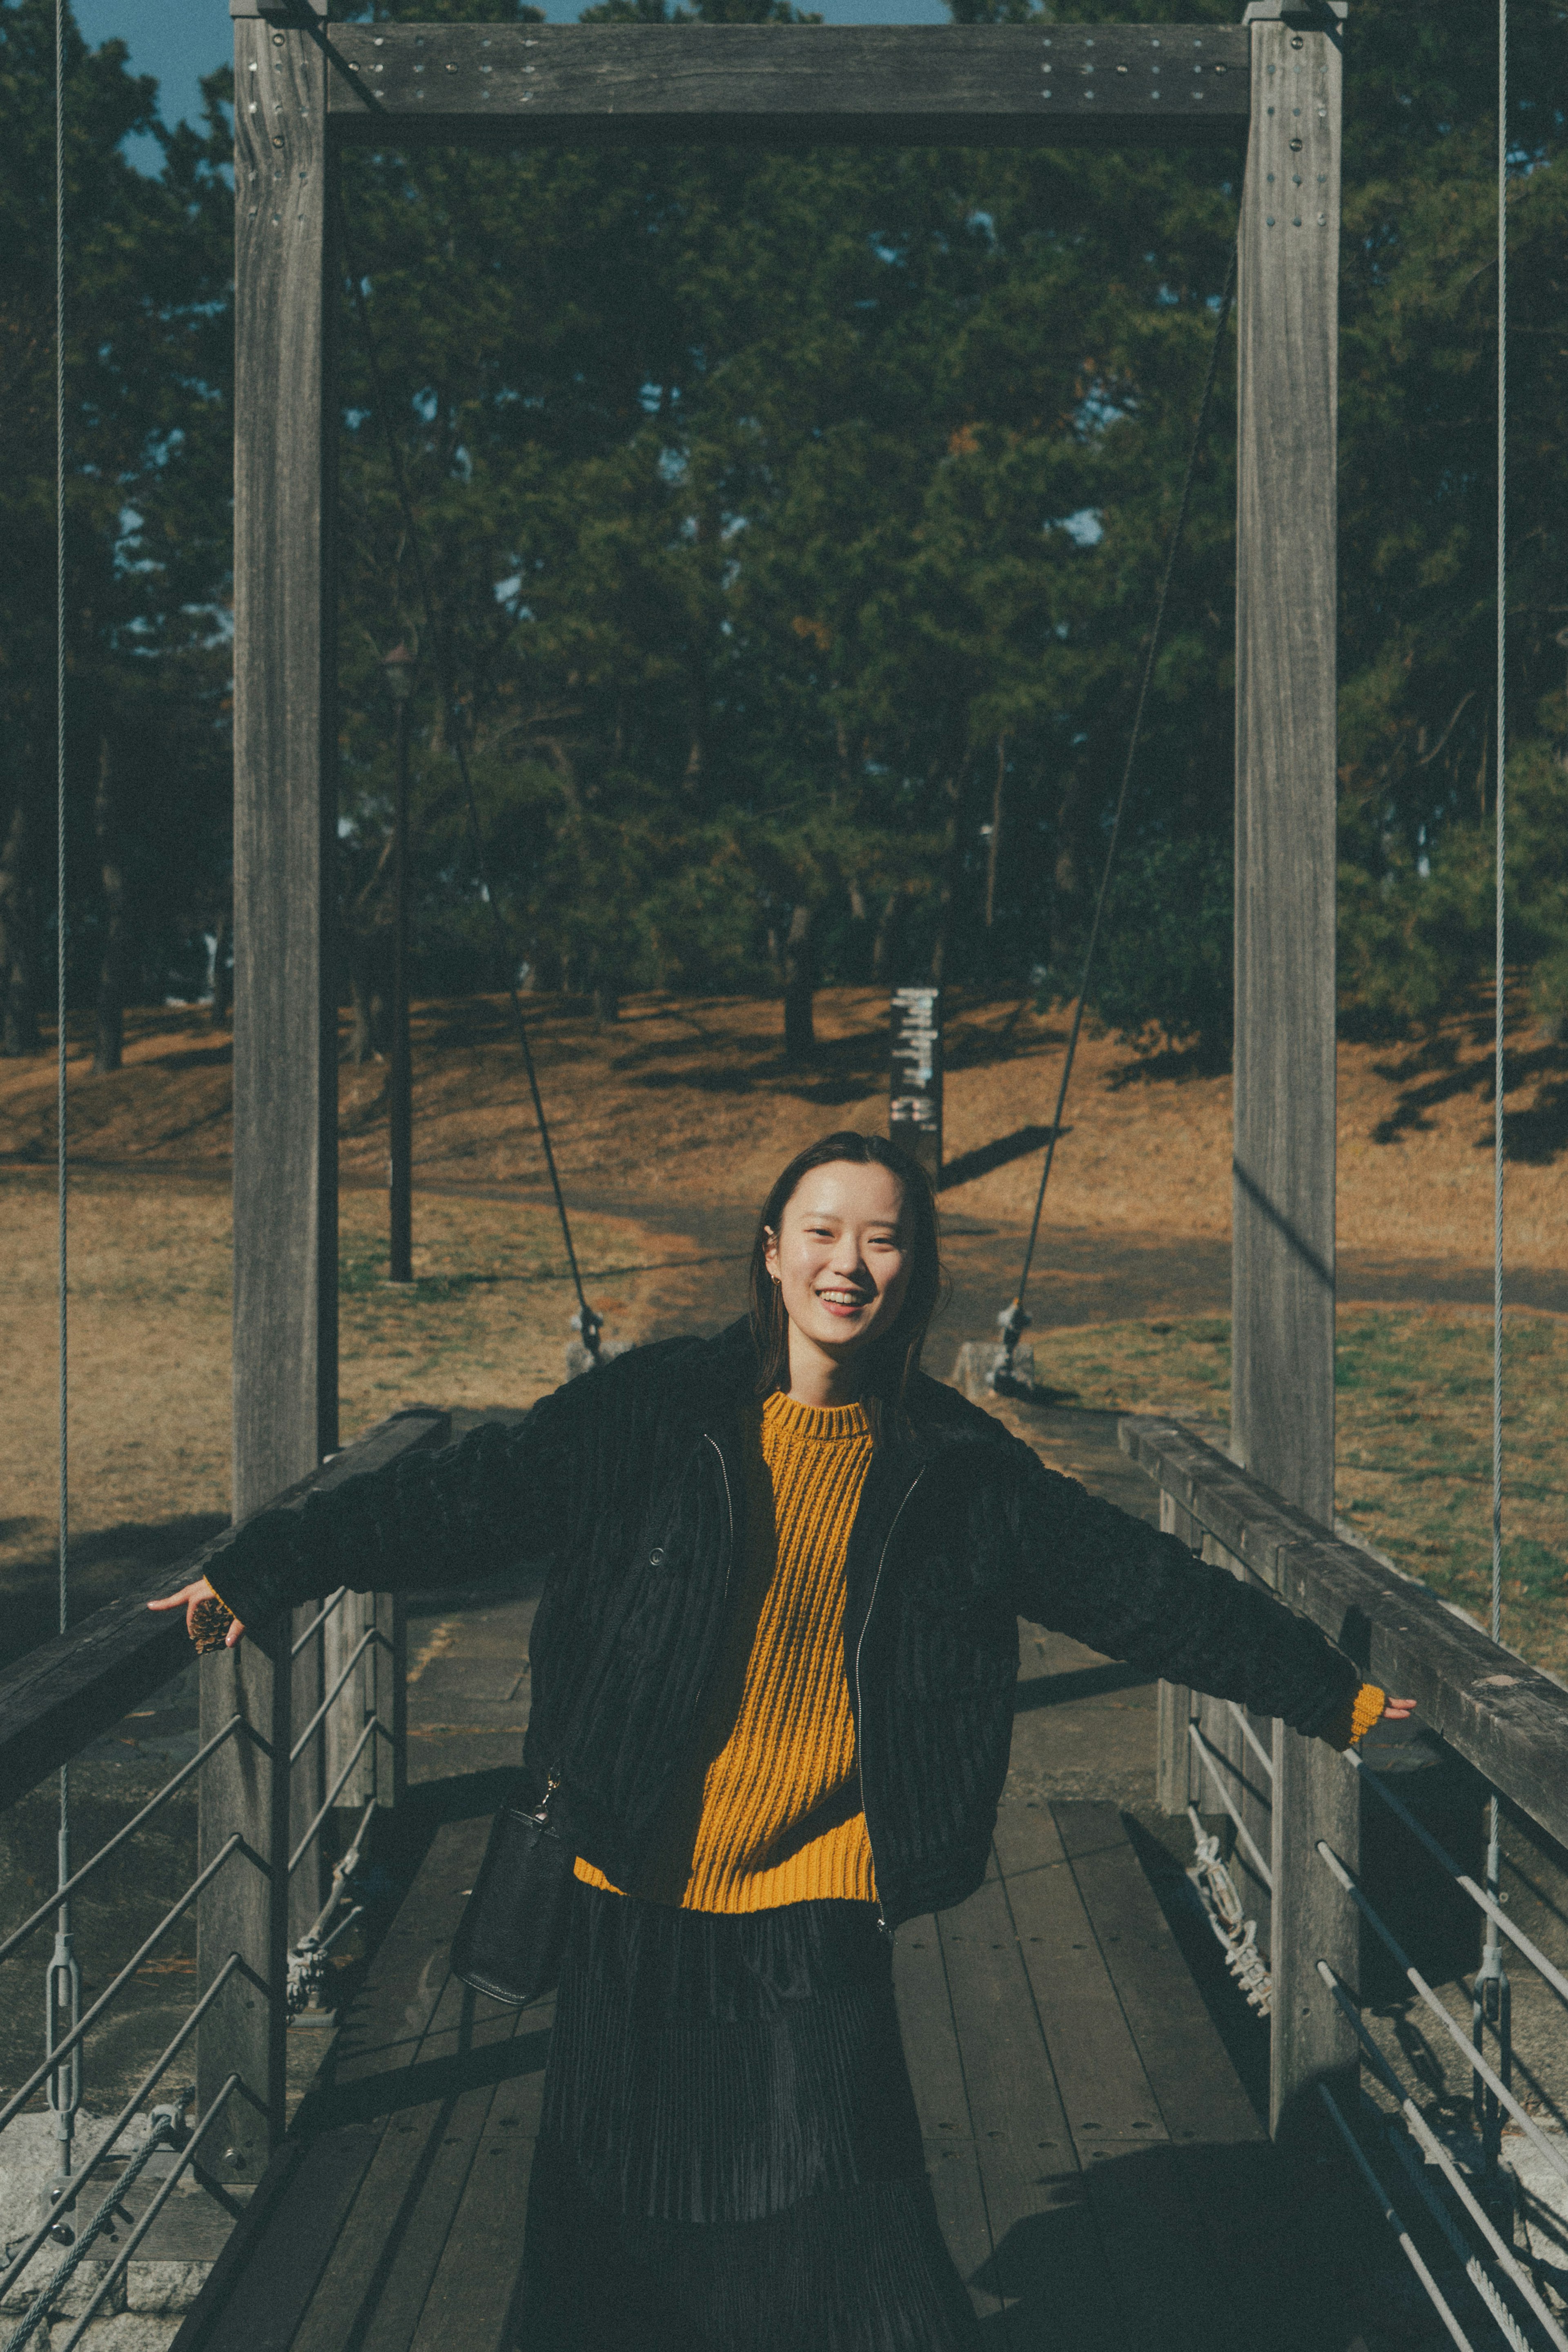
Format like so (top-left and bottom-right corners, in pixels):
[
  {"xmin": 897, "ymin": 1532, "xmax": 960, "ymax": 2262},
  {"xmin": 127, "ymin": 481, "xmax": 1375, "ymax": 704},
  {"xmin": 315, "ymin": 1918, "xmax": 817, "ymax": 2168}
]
[
  {"xmin": 0, "ymin": 1403, "xmax": 447, "ymax": 2334},
  {"xmin": 1119, "ymin": 1416, "xmax": 1568, "ymax": 2148}
]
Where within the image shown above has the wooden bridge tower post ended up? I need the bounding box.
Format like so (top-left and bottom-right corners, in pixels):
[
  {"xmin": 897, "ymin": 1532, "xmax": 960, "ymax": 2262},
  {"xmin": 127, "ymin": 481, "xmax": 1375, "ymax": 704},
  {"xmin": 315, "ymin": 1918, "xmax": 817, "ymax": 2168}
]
[
  {"xmin": 1232, "ymin": 0, "xmax": 1358, "ymax": 2143},
  {"xmin": 199, "ymin": 0, "xmax": 336, "ymax": 2175}
]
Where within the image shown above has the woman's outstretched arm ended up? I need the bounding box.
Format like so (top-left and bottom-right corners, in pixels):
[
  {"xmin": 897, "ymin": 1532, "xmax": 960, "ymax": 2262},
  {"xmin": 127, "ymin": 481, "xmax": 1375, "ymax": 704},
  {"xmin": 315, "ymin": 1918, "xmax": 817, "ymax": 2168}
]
[
  {"xmin": 150, "ymin": 1387, "xmax": 580, "ymax": 1649},
  {"xmin": 1008, "ymin": 1453, "xmax": 1412, "ymax": 1746}
]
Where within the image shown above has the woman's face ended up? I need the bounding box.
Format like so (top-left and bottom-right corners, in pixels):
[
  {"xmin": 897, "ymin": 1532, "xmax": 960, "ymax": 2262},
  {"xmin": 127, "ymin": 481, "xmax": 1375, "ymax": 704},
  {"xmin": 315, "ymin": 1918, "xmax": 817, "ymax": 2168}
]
[{"xmin": 764, "ymin": 1160, "xmax": 913, "ymax": 1366}]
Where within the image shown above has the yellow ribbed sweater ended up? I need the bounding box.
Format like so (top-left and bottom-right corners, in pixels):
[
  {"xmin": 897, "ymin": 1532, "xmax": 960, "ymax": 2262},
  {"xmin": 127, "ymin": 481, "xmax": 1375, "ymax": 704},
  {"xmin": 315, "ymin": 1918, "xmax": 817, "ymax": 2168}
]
[{"xmin": 576, "ymin": 1391, "xmax": 877, "ymax": 1913}]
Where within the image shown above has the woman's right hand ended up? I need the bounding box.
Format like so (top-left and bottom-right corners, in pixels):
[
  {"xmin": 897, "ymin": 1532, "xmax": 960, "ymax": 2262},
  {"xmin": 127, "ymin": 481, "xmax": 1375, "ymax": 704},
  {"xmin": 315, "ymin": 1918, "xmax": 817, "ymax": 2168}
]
[{"xmin": 148, "ymin": 1577, "xmax": 245, "ymax": 1650}]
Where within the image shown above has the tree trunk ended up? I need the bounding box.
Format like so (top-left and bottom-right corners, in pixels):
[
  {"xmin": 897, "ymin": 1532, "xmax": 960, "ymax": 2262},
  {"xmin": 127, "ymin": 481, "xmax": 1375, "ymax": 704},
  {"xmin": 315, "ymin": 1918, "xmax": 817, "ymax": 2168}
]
[
  {"xmin": 93, "ymin": 736, "xmax": 128, "ymax": 1073},
  {"xmin": 846, "ymin": 878, "xmax": 870, "ymax": 980},
  {"xmin": 209, "ymin": 907, "xmax": 232, "ymax": 1030},
  {"xmin": 0, "ymin": 796, "xmax": 39, "ymax": 1057},
  {"xmin": 782, "ymin": 903, "xmax": 815, "ymax": 1063},
  {"xmin": 928, "ymin": 757, "xmax": 973, "ymax": 987},
  {"xmin": 343, "ymin": 933, "xmax": 386, "ymax": 1063},
  {"xmin": 871, "ymin": 887, "xmax": 904, "ymax": 985},
  {"xmin": 592, "ymin": 983, "xmax": 620, "ymax": 1028},
  {"xmin": 984, "ymin": 735, "xmax": 1007, "ymax": 933}
]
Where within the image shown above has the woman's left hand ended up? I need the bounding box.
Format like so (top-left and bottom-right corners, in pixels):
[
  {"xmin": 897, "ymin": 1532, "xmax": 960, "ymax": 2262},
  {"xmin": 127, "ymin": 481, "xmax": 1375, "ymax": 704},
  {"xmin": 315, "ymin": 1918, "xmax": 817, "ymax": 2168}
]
[{"xmin": 1383, "ymin": 1695, "xmax": 1417, "ymax": 1722}]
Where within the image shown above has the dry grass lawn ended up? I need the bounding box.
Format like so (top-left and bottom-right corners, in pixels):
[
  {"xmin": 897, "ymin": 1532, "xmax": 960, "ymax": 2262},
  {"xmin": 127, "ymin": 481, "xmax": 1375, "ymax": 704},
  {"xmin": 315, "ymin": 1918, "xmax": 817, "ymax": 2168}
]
[
  {"xmin": 3, "ymin": 984, "xmax": 1564, "ymax": 1262},
  {"xmin": 1028, "ymin": 1307, "xmax": 1568, "ymax": 1679},
  {"xmin": 2, "ymin": 985, "xmax": 1564, "ymax": 1668}
]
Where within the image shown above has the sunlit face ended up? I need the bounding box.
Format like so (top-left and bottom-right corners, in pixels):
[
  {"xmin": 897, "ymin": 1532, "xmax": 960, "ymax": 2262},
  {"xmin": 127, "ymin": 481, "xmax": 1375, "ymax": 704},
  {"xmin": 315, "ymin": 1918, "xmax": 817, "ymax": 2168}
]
[{"xmin": 764, "ymin": 1160, "xmax": 913, "ymax": 1366}]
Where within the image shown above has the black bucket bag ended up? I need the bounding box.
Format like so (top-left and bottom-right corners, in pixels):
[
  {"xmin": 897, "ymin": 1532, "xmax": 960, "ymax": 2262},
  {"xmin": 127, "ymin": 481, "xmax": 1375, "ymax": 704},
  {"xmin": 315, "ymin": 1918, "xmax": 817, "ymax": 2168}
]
[{"xmin": 451, "ymin": 1772, "xmax": 574, "ymax": 2007}]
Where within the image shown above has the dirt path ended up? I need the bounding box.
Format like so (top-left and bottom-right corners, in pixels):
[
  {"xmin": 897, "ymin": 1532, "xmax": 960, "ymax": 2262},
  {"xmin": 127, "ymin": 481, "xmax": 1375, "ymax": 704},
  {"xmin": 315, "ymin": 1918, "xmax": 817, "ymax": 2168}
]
[
  {"xmin": 550, "ymin": 1188, "xmax": 1568, "ymax": 1358},
  {"xmin": 5, "ymin": 984, "xmax": 1566, "ymax": 1267},
  {"xmin": 3, "ymin": 984, "xmax": 1564, "ymax": 1670}
]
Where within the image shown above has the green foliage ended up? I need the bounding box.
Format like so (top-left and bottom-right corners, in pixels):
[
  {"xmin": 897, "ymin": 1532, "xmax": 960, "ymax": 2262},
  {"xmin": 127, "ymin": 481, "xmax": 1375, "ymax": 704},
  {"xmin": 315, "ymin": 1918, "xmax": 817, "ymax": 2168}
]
[
  {"xmin": 3, "ymin": 0, "xmax": 1565, "ymax": 1069},
  {"xmin": 0, "ymin": 0, "xmax": 233, "ymax": 1023}
]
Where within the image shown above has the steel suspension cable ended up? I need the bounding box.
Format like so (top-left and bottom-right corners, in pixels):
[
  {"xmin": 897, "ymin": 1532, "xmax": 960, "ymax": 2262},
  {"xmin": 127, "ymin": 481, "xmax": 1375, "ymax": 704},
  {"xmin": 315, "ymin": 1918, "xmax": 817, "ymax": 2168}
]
[
  {"xmin": 333, "ymin": 192, "xmax": 600, "ymax": 1354},
  {"xmin": 1491, "ymin": 0, "xmax": 1508, "ymax": 1673},
  {"xmin": 1474, "ymin": 0, "xmax": 1511, "ymax": 2170},
  {"xmin": 1001, "ymin": 243, "xmax": 1237, "ymax": 1367},
  {"xmin": 50, "ymin": 0, "xmax": 81, "ymax": 2198}
]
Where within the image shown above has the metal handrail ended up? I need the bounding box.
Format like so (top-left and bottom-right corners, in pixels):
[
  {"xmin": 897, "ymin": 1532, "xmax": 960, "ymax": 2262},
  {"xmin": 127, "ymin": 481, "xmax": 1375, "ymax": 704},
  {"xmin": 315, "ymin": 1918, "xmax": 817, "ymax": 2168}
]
[
  {"xmin": 48, "ymin": 2076, "xmax": 241, "ymax": 2352},
  {"xmin": 1317, "ymin": 1962, "xmax": 1568, "ymax": 2352},
  {"xmin": 1345, "ymin": 1747, "xmax": 1568, "ymax": 2010},
  {"xmin": 289, "ymin": 1714, "xmax": 378, "ymax": 1874},
  {"xmin": 0, "ymin": 1835, "xmax": 242, "ymax": 2138},
  {"xmin": 1317, "ymin": 2084, "xmax": 1479, "ymax": 2352},
  {"xmin": 0, "ymin": 1715, "xmax": 241, "ymax": 1971},
  {"xmin": 1132, "ymin": 1415, "xmax": 1568, "ymax": 2352},
  {"xmin": 0, "ymin": 1403, "xmax": 446, "ymax": 2346},
  {"xmin": 0, "ymin": 1954, "xmax": 243, "ymax": 2306},
  {"xmin": 289, "ymin": 1622, "xmax": 380, "ymax": 1765},
  {"xmin": 1188, "ymin": 1721, "xmax": 1274, "ymax": 1888},
  {"xmin": 1314, "ymin": 1838, "xmax": 1568, "ymax": 2194},
  {"xmin": 291, "ymin": 1584, "xmax": 348, "ymax": 1657}
]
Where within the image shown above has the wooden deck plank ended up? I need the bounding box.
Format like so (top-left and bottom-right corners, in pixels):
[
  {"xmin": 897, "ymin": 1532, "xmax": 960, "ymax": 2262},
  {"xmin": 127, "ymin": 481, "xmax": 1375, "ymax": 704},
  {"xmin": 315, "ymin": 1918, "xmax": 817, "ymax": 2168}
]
[
  {"xmin": 893, "ymin": 1919, "xmax": 1001, "ymax": 2324},
  {"xmin": 1058, "ymin": 1803, "xmax": 1306, "ymax": 2343},
  {"xmin": 936, "ymin": 1877, "xmax": 1114, "ymax": 2350},
  {"xmin": 1055, "ymin": 1801, "xmax": 1265, "ymax": 2151},
  {"xmin": 289, "ymin": 1830, "xmax": 517, "ymax": 2352},
  {"xmin": 997, "ymin": 1801, "xmax": 1238, "ymax": 2350},
  {"xmin": 356, "ymin": 2002, "xmax": 520, "ymax": 2352},
  {"xmin": 329, "ymin": 1816, "xmax": 492, "ymax": 2087},
  {"xmin": 287, "ymin": 1973, "xmax": 480, "ymax": 2352},
  {"xmin": 989, "ymin": 1792, "xmax": 1068, "ymax": 1881},
  {"xmin": 172, "ymin": 2127, "xmax": 382, "ymax": 2352},
  {"xmin": 998, "ymin": 1808, "xmax": 1166, "ymax": 2151},
  {"xmin": 406, "ymin": 1995, "xmax": 554, "ymax": 2352},
  {"xmin": 1048, "ymin": 1804, "xmax": 1261, "ymax": 2351}
]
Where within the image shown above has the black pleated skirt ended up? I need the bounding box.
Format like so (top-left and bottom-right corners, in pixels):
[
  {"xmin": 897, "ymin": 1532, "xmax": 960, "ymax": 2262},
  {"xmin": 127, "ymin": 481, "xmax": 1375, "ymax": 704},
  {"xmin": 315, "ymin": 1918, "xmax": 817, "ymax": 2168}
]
[{"xmin": 513, "ymin": 1882, "xmax": 980, "ymax": 2352}]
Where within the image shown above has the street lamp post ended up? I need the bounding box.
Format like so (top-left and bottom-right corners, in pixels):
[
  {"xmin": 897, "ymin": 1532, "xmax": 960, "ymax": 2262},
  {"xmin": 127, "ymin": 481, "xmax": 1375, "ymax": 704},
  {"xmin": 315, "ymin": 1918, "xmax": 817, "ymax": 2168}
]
[{"xmin": 381, "ymin": 644, "xmax": 416, "ymax": 1283}]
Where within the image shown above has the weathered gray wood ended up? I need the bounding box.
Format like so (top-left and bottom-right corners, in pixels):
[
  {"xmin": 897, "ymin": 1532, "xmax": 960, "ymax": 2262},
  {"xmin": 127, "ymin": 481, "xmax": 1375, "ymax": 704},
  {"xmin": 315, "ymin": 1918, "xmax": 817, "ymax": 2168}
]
[
  {"xmin": 1156, "ymin": 1491, "xmax": 1203, "ymax": 1812},
  {"xmin": 232, "ymin": 15, "xmax": 338, "ymax": 1525},
  {"xmin": 0, "ymin": 1414, "xmax": 445, "ymax": 1813},
  {"xmin": 352, "ymin": 2014, "xmax": 520, "ymax": 2352},
  {"xmin": 1060, "ymin": 1807, "xmax": 1309, "ymax": 2330},
  {"xmin": 1119, "ymin": 1416, "xmax": 1568, "ymax": 1857},
  {"xmin": 998, "ymin": 1809, "xmax": 1218, "ymax": 2346},
  {"xmin": 193, "ymin": 1412, "xmax": 447, "ymax": 2181},
  {"xmin": 196, "ymin": 1623, "xmax": 290, "ymax": 2181},
  {"xmin": 1231, "ymin": 12, "xmax": 1342, "ymax": 1531},
  {"xmin": 1000, "ymin": 1822, "xmax": 1167, "ymax": 2154},
  {"xmin": 1270, "ymin": 1714, "xmax": 1359, "ymax": 2142},
  {"xmin": 324, "ymin": 22, "xmax": 1250, "ymax": 149},
  {"xmin": 1192, "ymin": 1526, "xmax": 1276, "ymax": 1955},
  {"xmin": 1056, "ymin": 1803, "xmax": 1265, "ymax": 2154},
  {"xmin": 405, "ymin": 2003, "xmax": 551, "ymax": 2352},
  {"xmin": 936, "ymin": 1879, "xmax": 1115, "ymax": 2348},
  {"xmin": 180, "ymin": 1805, "xmax": 492, "ymax": 2350},
  {"xmin": 292, "ymin": 1601, "xmax": 330, "ymax": 1943},
  {"xmin": 892, "ymin": 1919, "xmax": 1000, "ymax": 2324}
]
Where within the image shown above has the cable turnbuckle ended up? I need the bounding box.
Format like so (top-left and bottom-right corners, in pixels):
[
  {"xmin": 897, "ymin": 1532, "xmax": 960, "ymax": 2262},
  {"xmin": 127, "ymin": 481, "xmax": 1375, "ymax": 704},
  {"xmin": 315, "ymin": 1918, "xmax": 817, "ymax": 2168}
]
[{"xmin": 570, "ymin": 1304, "xmax": 604, "ymax": 1360}]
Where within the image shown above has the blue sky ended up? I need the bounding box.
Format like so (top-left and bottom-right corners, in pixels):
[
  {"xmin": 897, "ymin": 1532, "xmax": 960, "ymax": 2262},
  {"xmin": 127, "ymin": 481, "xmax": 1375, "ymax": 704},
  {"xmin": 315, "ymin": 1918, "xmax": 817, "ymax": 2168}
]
[{"xmin": 75, "ymin": 0, "xmax": 950, "ymax": 150}]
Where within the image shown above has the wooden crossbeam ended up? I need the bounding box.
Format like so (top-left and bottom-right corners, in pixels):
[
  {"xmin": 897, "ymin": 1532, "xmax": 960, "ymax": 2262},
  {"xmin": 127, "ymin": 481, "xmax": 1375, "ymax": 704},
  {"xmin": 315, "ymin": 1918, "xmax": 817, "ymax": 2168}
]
[{"xmin": 313, "ymin": 23, "xmax": 1250, "ymax": 148}]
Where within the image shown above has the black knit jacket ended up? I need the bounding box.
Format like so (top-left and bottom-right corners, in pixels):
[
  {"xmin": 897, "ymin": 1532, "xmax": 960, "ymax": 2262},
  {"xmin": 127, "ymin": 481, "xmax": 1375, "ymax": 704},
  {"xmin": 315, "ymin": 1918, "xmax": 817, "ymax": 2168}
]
[{"xmin": 207, "ymin": 1317, "xmax": 1359, "ymax": 1931}]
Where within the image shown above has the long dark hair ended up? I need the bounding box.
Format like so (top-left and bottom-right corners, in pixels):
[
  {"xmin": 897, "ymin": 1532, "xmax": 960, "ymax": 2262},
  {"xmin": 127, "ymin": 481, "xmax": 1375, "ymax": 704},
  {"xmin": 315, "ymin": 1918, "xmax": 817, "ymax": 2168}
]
[{"xmin": 748, "ymin": 1130, "xmax": 942, "ymax": 1401}]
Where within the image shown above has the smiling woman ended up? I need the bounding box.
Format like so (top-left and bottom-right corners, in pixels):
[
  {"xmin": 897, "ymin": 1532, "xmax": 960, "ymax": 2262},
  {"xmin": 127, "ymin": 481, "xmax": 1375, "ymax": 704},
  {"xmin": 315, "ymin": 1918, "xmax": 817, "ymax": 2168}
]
[
  {"xmin": 153, "ymin": 1125, "xmax": 1398, "ymax": 2351},
  {"xmin": 751, "ymin": 1130, "xmax": 942, "ymax": 1410}
]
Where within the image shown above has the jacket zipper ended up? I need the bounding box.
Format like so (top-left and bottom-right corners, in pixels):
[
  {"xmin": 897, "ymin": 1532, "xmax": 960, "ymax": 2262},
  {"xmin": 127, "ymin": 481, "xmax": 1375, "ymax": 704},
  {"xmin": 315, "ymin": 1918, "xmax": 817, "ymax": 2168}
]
[
  {"xmin": 693, "ymin": 1432, "xmax": 737, "ymax": 1723},
  {"xmin": 854, "ymin": 1467, "xmax": 924, "ymax": 1939}
]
